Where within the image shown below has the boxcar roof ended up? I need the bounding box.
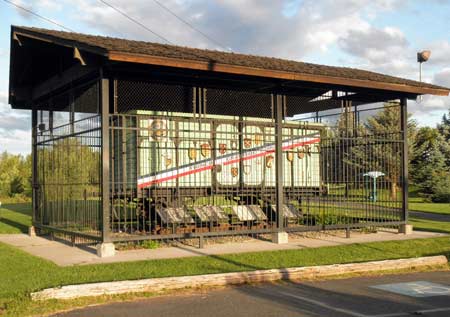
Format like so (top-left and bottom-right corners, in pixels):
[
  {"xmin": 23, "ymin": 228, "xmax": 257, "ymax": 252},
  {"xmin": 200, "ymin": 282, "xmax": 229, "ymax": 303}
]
[{"xmin": 10, "ymin": 26, "xmax": 450, "ymax": 100}]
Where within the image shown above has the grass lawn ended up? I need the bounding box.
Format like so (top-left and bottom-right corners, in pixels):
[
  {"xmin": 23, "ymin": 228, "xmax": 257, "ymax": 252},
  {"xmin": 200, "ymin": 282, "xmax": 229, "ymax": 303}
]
[
  {"xmin": 0, "ymin": 203, "xmax": 31, "ymax": 234},
  {"xmin": 0, "ymin": 202, "xmax": 449, "ymax": 316},
  {"xmin": 408, "ymin": 185, "xmax": 450, "ymax": 215},
  {"xmin": 409, "ymin": 218, "xmax": 450, "ymax": 234},
  {"xmin": 1, "ymin": 237, "xmax": 450, "ymax": 316},
  {"xmin": 409, "ymin": 200, "xmax": 450, "ymax": 215}
]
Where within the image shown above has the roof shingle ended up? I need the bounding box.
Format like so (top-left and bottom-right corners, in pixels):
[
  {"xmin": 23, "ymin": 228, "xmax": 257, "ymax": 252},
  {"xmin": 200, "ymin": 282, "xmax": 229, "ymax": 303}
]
[{"xmin": 13, "ymin": 26, "xmax": 449, "ymax": 94}]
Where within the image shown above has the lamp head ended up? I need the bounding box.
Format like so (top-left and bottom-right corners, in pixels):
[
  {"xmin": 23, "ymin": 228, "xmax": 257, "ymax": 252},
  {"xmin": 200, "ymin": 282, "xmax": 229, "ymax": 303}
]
[{"xmin": 417, "ymin": 50, "xmax": 431, "ymax": 63}]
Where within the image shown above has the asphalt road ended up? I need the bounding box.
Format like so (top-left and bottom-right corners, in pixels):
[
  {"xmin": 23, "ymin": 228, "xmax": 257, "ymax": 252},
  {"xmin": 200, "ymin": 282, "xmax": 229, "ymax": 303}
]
[
  {"xmin": 54, "ymin": 271, "xmax": 450, "ymax": 317},
  {"xmin": 409, "ymin": 211, "xmax": 450, "ymax": 222}
]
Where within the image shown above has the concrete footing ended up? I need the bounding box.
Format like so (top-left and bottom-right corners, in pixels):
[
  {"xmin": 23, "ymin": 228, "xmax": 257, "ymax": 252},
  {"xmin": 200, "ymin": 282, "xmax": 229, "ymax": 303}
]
[
  {"xmin": 272, "ymin": 231, "xmax": 289, "ymax": 244},
  {"xmin": 96, "ymin": 243, "xmax": 116, "ymax": 258},
  {"xmin": 31, "ymin": 255, "xmax": 448, "ymax": 300},
  {"xmin": 28, "ymin": 226, "xmax": 36, "ymax": 237},
  {"xmin": 399, "ymin": 224, "xmax": 413, "ymax": 235}
]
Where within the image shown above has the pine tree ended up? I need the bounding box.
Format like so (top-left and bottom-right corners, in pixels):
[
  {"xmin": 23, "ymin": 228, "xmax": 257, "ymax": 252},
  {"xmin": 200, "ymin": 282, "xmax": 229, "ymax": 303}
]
[
  {"xmin": 410, "ymin": 127, "xmax": 449, "ymax": 195},
  {"xmin": 438, "ymin": 109, "xmax": 450, "ymax": 142}
]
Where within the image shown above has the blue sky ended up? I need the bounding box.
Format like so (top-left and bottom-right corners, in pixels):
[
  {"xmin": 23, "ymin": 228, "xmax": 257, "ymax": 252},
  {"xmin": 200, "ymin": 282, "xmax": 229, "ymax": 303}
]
[{"xmin": 1, "ymin": 0, "xmax": 449, "ymax": 154}]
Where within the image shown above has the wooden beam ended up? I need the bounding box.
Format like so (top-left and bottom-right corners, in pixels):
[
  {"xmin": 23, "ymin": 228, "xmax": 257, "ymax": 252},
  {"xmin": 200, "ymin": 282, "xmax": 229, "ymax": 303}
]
[
  {"xmin": 308, "ymin": 92, "xmax": 398, "ymax": 104},
  {"xmin": 108, "ymin": 51, "xmax": 450, "ymax": 97},
  {"xmin": 32, "ymin": 64, "xmax": 96, "ymax": 101},
  {"xmin": 13, "ymin": 28, "xmax": 108, "ymax": 56}
]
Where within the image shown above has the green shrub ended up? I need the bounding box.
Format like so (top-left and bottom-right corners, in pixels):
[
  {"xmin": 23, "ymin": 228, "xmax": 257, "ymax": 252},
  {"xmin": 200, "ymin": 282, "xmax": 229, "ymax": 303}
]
[
  {"xmin": 140, "ymin": 240, "xmax": 160, "ymax": 249},
  {"xmin": 431, "ymin": 172, "xmax": 450, "ymax": 203},
  {"xmin": 9, "ymin": 176, "xmax": 24, "ymax": 197}
]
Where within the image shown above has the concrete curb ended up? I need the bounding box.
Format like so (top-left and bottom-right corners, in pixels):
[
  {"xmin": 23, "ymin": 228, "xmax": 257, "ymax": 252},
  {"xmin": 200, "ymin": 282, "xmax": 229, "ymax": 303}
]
[{"xmin": 31, "ymin": 255, "xmax": 448, "ymax": 301}]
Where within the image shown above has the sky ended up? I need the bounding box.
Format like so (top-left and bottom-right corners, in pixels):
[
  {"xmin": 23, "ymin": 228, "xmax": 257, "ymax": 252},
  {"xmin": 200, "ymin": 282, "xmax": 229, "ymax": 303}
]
[{"xmin": 0, "ymin": 0, "xmax": 449, "ymax": 154}]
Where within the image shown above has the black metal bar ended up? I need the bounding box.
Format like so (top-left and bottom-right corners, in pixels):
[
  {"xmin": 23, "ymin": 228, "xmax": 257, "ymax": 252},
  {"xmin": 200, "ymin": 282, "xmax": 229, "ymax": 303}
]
[
  {"xmin": 274, "ymin": 94, "xmax": 284, "ymax": 231},
  {"xmin": 108, "ymin": 220, "xmax": 406, "ymax": 242},
  {"xmin": 34, "ymin": 223, "xmax": 102, "ymax": 241},
  {"xmin": 400, "ymin": 97, "xmax": 409, "ymax": 223},
  {"xmin": 32, "ymin": 108, "xmax": 38, "ymax": 226},
  {"xmin": 101, "ymin": 77, "xmax": 111, "ymax": 242}
]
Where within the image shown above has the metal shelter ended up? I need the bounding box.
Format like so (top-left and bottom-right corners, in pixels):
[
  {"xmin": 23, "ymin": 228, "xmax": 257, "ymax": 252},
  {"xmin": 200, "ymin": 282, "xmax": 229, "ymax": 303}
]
[{"xmin": 8, "ymin": 26, "xmax": 450, "ymax": 253}]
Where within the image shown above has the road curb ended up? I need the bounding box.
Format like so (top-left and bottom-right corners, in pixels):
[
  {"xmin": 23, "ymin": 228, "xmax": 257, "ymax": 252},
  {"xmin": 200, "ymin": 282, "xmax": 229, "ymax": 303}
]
[{"xmin": 31, "ymin": 255, "xmax": 448, "ymax": 300}]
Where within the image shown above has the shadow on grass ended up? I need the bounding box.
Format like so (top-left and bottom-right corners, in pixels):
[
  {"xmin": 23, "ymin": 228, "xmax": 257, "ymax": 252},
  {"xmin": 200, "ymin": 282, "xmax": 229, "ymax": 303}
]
[
  {"xmin": 173, "ymin": 244, "xmax": 264, "ymax": 272},
  {"xmin": 2, "ymin": 203, "xmax": 32, "ymax": 217},
  {"xmin": 0, "ymin": 218, "xmax": 28, "ymax": 233},
  {"xmin": 413, "ymin": 226, "xmax": 450, "ymax": 235}
]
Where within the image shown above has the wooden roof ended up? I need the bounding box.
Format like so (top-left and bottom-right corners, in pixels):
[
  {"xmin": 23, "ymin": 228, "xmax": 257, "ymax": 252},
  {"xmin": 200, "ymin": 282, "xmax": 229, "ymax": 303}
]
[{"xmin": 11, "ymin": 25, "xmax": 450, "ymax": 98}]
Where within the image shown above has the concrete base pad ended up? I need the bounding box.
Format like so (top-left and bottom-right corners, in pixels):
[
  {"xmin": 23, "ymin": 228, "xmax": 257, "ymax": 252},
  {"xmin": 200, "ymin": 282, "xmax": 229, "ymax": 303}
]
[
  {"xmin": 97, "ymin": 243, "xmax": 116, "ymax": 258},
  {"xmin": 28, "ymin": 226, "xmax": 36, "ymax": 237},
  {"xmin": 399, "ymin": 224, "xmax": 413, "ymax": 235},
  {"xmin": 0, "ymin": 230, "xmax": 445, "ymax": 266},
  {"xmin": 272, "ymin": 231, "xmax": 289, "ymax": 244}
]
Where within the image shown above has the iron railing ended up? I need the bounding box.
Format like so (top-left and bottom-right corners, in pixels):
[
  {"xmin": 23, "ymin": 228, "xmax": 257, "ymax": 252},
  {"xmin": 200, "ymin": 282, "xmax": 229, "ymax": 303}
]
[{"xmin": 31, "ymin": 78, "xmax": 406, "ymax": 245}]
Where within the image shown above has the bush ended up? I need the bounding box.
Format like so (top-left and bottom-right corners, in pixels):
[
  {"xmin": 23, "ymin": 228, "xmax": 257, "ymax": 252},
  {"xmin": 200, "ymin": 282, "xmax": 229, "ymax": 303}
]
[
  {"xmin": 9, "ymin": 176, "xmax": 24, "ymax": 197},
  {"xmin": 431, "ymin": 172, "xmax": 450, "ymax": 203}
]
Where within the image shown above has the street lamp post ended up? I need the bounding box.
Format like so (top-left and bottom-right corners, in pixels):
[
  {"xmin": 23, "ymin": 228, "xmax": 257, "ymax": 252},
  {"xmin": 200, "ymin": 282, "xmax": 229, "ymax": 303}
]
[{"xmin": 417, "ymin": 50, "xmax": 431, "ymax": 102}]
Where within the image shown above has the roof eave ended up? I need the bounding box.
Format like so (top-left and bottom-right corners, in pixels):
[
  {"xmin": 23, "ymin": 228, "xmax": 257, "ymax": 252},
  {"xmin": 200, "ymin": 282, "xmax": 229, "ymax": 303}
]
[
  {"xmin": 11, "ymin": 26, "xmax": 109, "ymax": 57},
  {"xmin": 108, "ymin": 51, "xmax": 450, "ymax": 97}
]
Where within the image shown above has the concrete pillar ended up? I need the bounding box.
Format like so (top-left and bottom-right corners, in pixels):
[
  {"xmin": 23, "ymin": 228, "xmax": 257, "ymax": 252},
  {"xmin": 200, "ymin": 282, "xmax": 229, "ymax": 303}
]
[
  {"xmin": 272, "ymin": 231, "xmax": 289, "ymax": 244},
  {"xmin": 96, "ymin": 242, "xmax": 116, "ymax": 257},
  {"xmin": 398, "ymin": 224, "xmax": 413, "ymax": 235},
  {"xmin": 28, "ymin": 226, "xmax": 36, "ymax": 237}
]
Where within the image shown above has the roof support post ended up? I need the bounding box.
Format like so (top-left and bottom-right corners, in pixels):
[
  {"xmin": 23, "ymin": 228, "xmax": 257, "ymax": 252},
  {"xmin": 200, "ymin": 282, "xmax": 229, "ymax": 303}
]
[
  {"xmin": 31, "ymin": 107, "xmax": 38, "ymax": 227},
  {"xmin": 101, "ymin": 77, "xmax": 111, "ymax": 243},
  {"xmin": 274, "ymin": 94, "xmax": 284, "ymax": 232},
  {"xmin": 400, "ymin": 97, "xmax": 408, "ymax": 223}
]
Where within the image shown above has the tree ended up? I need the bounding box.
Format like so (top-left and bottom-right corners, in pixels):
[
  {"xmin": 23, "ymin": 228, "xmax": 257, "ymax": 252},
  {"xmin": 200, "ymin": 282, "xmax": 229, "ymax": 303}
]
[
  {"xmin": 9, "ymin": 176, "xmax": 24, "ymax": 196},
  {"xmin": 410, "ymin": 127, "xmax": 450, "ymax": 195},
  {"xmin": 343, "ymin": 102, "xmax": 416, "ymax": 199},
  {"xmin": 431, "ymin": 171, "xmax": 450, "ymax": 203},
  {"xmin": 438, "ymin": 108, "xmax": 450, "ymax": 142},
  {"xmin": 437, "ymin": 108, "xmax": 450, "ymax": 167},
  {"xmin": 0, "ymin": 151, "xmax": 32, "ymax": 199}
]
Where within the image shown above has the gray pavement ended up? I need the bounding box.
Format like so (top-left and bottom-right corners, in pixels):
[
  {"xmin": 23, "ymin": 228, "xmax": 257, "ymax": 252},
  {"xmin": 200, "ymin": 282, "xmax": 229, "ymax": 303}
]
[
  {"xmin": 0, "ymin": 230, "xmax": 445, "ymax": 266},
  {"xmin": 54, "ymin": 271, "xmax": 450, "ymax": 317},
  {"xmin": 410, "ymin": 211, "xmax": 450, "ymax": 222}
]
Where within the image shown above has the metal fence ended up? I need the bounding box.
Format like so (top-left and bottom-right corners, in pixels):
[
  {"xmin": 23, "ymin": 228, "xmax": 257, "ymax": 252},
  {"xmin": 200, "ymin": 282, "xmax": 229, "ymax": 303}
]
[
  {"xmin": 32, "ymin": 78, "xmax": 406, "ymax": 245},
  {"xmin": 106, "ymin": 81, "xmax": 405, "ymax": 242},
  {"xmin": 33, "ymin": 81, "xmax": 102, "ymax": 244}
]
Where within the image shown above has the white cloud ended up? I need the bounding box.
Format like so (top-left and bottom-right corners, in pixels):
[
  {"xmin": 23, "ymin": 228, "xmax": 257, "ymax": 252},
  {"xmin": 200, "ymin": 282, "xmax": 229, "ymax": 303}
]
[
  {"xmin": 0, "ymin": 129, "xmax": 31, "ymax": 154},
  {"xmin": 427, "ymin": 41, "xmax": 450, "ymax": 67},
  {"xmin": 2, "ymin": 0, "xmax": 449, "ymax": 154},
  {"xmin": 432, "ymin": 68, "xmax": 450, "ymax": 87},
  {"xmin": 338, "ymin": 25, "xmax": 416, "ymax": 78},
  {"xmin": 0, "ymin": 91, "xmax": 31, "ymax": 154},
  {"xmin": 69, "ymin": 0, "xmax": 403, "ymax": 60}
]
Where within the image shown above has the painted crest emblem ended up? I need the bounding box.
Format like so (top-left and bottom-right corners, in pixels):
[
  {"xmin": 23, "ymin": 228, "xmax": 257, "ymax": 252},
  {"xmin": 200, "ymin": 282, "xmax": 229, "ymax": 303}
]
[
  {"xmin": 297, "ymin": 147, "xmax": 305, "ymax": 159},
  {"xmin": 254, "ymin": 133, "xmax": 263, "ymax": 146},
  {"xmin": 219, "ymin": 143, "xmax": 227, "ymax": 154},
  {"xmin": 305, "ymin": 144, "xmax": 311, "ymax": 156},
  {"xmin": 243, "ymin": 164, "xmax": 251, "ymax": 175},
  {"xmin": 231, "ymin": 167, "xmax": 239, "ymax": 177},
  {"xmin": 200, "ymin": 143, "xmax": 211, "ymax": 158},
  {"xmin": 265, "ymin": 155, "xmax": 274, "ymax": 168},
  {"xmin": 286, "ymin": 151, "xmax": 294, "ymax": 162},
  {"xmin": 164, "ymin": 156, "xmax": 173, "ymax": 167},
  {"xmin": 244, "ymin": 138, "xmax": 252, "ymax": 148},
  {"xmin": 150, "ymin": 119, "xmax": 167, "ymax": 142},
  {"xmin": 188, "ymin": 146, "xmax": 197, "ymax": 160}
]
